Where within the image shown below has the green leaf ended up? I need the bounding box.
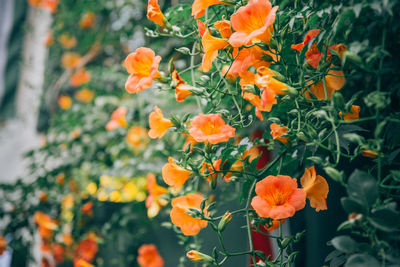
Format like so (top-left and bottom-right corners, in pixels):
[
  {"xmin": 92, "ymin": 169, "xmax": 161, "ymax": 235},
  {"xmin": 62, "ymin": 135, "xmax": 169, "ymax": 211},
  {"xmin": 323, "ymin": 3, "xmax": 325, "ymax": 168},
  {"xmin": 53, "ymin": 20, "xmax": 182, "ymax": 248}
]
[
  {"xmin": 347, "ymin": 170, "xmax": 378, "ymax": 207},
  {"xmin": 368, "ymin": 208, "xmax": 400, "ymax": 232},
  {"xmin": 344, "ymin": 254, "xmax": 380, "ymax": 267},
  {"xmin": 341, "ymin": 197, "xmax": 368, "ymax": 214},
  {"xmin": 337, "ymin": 221, "xmax": 353, "ymax": 231},
  {"xmin": 331, "ymin": 236, "xmax": 359, "ymax": 253}
]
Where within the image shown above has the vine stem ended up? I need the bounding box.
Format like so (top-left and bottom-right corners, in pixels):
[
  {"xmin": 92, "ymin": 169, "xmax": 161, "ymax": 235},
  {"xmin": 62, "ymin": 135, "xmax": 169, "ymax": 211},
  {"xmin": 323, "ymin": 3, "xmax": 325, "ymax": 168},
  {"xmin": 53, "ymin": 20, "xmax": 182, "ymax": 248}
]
[
  {"xmin": 245, "ymin": 179, "xmax": 257, "ymax": 265},
  {"xmin": 190, "ymin": 41, "xmax": 203, "ymax": 112},
  {"xmin": 279, "ymin": 220, "xmax": 283, "ymax": 267}
]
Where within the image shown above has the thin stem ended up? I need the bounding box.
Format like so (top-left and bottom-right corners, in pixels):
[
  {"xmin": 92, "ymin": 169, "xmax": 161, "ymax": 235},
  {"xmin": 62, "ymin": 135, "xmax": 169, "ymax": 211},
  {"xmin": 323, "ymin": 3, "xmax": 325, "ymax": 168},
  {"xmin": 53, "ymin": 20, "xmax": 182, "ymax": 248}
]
[
  {"xmin": 191, "ymin": 41, "xmax": 203, "ymax": 112},
  {"xmin": 279, "ymin": 220, "xmax": 284, "ymax": 267},
  {"xmin": 246, "ymin": 179, "xmax": 257, "ymax": 265}
]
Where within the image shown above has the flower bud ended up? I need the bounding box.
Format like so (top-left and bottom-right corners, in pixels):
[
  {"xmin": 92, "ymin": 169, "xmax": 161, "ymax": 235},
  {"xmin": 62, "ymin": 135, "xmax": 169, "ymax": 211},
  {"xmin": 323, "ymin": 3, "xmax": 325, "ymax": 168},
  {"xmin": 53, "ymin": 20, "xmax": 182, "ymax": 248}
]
[
  {"xmin": 362, "ymin": 149, "xmax": 378, "ymax": 159},
  {"xmin": 284, "ymin": 86, "xmax": 298, "ymax": 97},
  {"xmin": 186, "ymin": 250, "xmax": 214, "ymax": 264},
  {"xmin": 296, "ymin": 132, "xmax": 309, "ymax": 143},
  {"xmin": 218, "ymin": 212, "xmax": 232, "ymax": 232},
  {"xmin": 324, "ymin": 167, "xmax": 343, "ymax": 183},
  {"xmin": 332, "ymin": 92, "xmax": 345, "ymax": 111}
]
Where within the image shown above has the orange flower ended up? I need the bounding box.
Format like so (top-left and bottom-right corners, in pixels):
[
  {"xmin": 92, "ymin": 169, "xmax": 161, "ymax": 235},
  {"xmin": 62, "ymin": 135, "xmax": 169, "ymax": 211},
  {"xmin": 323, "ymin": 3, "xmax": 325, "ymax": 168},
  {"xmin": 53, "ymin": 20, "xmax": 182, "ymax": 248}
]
[
  {"xmin": 171, "ymin": 68, "xmax": 193, "ymax": 102},
  {"xmin": 201, "ymin": 29, "xmax": 229, "ymax": 72},
  {"xmin": 189, "ymin": 113, "xmax": 235, "ymax": 144},
  {"xmin": 27, "ymin": 0, "xmax": 41, "ymax": 7},
  {"xmin": 28, "ymin": 0, "xmax": 59, "ymax": 13},
  {"xmin": 182, "ymin": 133, "xmax": 198, "ymax": 151},
  {"xmin": 291, "ymin": 29, "xmax": 320, "ymax": 52},
  {"xmin": 221, "ymin": 65, "xmax": 236, "ymax": 83},
  {"xmin": 124, "ymin": 47, "xmax": 161, "ymax": 93},
  {"xmin": 148, "ymin": 106, "xmax": 173, "ymax": 139},
  {"xmin": 39, "ymin": 192, "xmax": 47, "ymax": 203},
  {"xmin": 362, "ymin": 149, "xmax": 378, "ymax": 159},
  {"xmin": 170, "ymin": 193, "xmax": 208, "ymax": 235},
  {"xmin": 57, "ymin": 173, "xmax": 65, "ymax": 185},
  {"xmin": 61, "ymin": 52, "xmax": 81, "ymax": 69},
  {"xmin": 146, "ymin": 173, "xmax": 168, "ymax": 218},
  {"xmin": 243, "ymin": 89, "xmax": 277, "ymax": 120},
  {"xmin": 264, "ymin": 219, "xmax": 285, "ymax": 231},
  {"xmin": 214, "ymin": 19, "xmax": 232, "ymax": 38},
  {"xmin": 229, "ymin": 0, "xmax": 278, "ymax": 47},
  {"xmin": 255, "ymin": 67, "xmax": 288, "ymax": 95},
  {"xmin": 74, "ymin": 238, "xmax": 98, "ymax": 262},
  {"xmin": 305, "ymin": 43, "xmax": 323, "ymax": 68},
  {"xmin": 328, "ymin": 44, "xmax": 347, "ymax": 61},
  {"xmin": 40, "ymin": 0, "xmax": 58, "ymax": 13},
  {"xmin": 162, "ymin": 157, "xmax": 191, "ymax": 190},
  {"xmin": 106, "ymin": 107, "xmax": 127, "ymax": 131},
  {"xmin": 63, "ymin": 234, "xmax": 74, "ymax": 246},
  {"xmin": 200, "ymin": 159, "xmax": 222, "ymax": 182},
  {"xmin": 62, "ymin": 194, "xmax": 74, "ymax": 209},
  {"xmin": 0, "ymin": 236, "xmax": 7, "ymax": 255},
  {"xmin": 224, "ymin": 160, "xmax": 243, "ymax": 182},
  {"xmin": 74, "ymin": 259, "xmax": 94, "ymax": 267},
  {"xmin": 137, "ymin": 244, "xmax": 164, "ymax": 267},
  {"xmin": 80, "ymin": 12, "xmax": 96, "ymax": 29},
  {"xmin": 251, "ymin": 175, "xmax": 306, "ymax": 219},
  {"xmin": 192, "ymin": 0, "xmax": 223, "ymax": 19},
  {"xmin": 81, "ymin": 202, "xmax": 93, "ymax": 215},
  {"xmin": 52, "ymin": 243, "xmax": 64, "ymax": 264},
  {"xmin": 147, "ymin": 0, "xmax": 165, "ymax": 27},
  {"xmin": 126, "ymin": 126, "xmax": 149, "ymax": 152},
  {"xmin": 58, "ymin": 34, "xmax": 77, "ymax": 49},
  {"xmin": 187, "ymin": 250, "xmax": 214, "ymax": 264},
  {"xmin": 69, "ymin": 68, "xmax": 91, "ymax": 87},
  {"xmin": 74, "ymin": 88, "xmax": 94, "ymax": 103},
  {"xmin": 58, "ymin": 95, "xmax": 72, "ymax": 110},
  {"xmin": 341, "ymin": 105, "xmax": 360, "ymax": 120},
  {"xmin": 34, "ymin": 211, "xmax": 58, "ymax": 239},
  {"xmin": 229, "ymin": 46, "xmax": 273, "ymax": 77},
  {"xmin": 197, "ymin": 20, "xmax": 206, "ymax": 37},
  {"xmin": 300, "ymin": 166, "xmax": 329, "ymax": 212},
  {"xmin": 45, "ymin": 32, "xmax": 53, "ymax": 46},
  {"xmin": 270, "ymin": 123, "xmax": 288, "ymax": 144},
  {"xmin": 240, "ymin": 68, "xmax": 286, "ymax": 118},
  {"xmin": 305, "ymin": 69, "xmax": 346, "ymax": 100}
]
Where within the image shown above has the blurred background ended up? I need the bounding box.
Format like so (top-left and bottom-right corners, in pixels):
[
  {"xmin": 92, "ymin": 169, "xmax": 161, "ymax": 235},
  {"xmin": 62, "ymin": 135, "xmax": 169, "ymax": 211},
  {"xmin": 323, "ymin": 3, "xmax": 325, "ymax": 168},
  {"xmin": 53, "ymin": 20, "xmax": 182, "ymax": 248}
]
[{"xmin": 0, "ymin": 0, "xmax": 251, "ymax": 266}]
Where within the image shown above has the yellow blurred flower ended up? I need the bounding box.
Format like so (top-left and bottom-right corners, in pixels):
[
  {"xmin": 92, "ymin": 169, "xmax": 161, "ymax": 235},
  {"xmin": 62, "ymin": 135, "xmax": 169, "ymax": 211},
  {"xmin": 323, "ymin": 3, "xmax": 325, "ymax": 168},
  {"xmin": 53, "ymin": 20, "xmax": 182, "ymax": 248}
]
[
  {"xmin": 97, "ymin": 189, "xmax": 108, "ymax": 201},
  {"xmin": 86, "ymin": 182, "xmax": 97, "ymax": 195},
  {"xmin": 109, "ymin": 191, "xmax": 122, "ymax": 202}
]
